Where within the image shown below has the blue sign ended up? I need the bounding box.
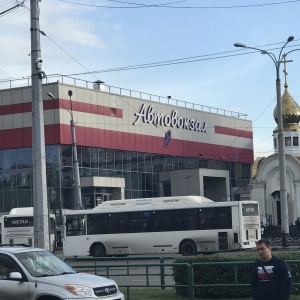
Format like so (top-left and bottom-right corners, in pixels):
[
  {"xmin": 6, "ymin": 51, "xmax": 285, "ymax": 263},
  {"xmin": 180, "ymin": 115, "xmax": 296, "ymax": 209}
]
[{"xmin": 164, "ymin": 130, "xmax": 171, "ymax": 148}]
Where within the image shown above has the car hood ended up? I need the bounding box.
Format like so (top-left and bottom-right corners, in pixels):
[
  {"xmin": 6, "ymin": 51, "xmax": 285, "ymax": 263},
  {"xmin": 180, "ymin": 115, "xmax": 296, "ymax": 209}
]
[{"xmin": 35, "ymin": 273, "xmax": 116, "ymax": 288}]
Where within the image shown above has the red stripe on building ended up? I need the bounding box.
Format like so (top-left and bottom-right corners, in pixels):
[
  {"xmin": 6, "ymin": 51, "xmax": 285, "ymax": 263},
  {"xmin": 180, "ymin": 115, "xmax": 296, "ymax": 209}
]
[
  {"xmin": 0, "ymin": 99, "xmax": 123, "ymax": 118},
  {"xmin": 214, "ymin": 125, "xmax": 253, "ymax": 139},
  {"xmin": 0, "ymin": 125, "xmax": 253, "ymax": 163}
]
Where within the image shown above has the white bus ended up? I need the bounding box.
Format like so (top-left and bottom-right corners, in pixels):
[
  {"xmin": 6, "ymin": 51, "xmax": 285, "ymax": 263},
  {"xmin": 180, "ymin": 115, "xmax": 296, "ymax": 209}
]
[
  {"xmin": 1, "ymin": 207, "xmax": 56, "ymax": 252},
  {"xmin": 63, "ymin": 196, "xmax": 260, "ymax": 257}
]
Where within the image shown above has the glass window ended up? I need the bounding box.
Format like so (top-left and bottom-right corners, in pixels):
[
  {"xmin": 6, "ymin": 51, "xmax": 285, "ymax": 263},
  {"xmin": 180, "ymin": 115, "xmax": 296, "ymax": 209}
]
[
  {"xmin": 17, "ymin": 148, "xmax": 31, "ymax": 169},
  {"xmin": 166, "ymin": 156, "xmax": 174, "ymax": 171},
  {"xmin": 106, "ymin": 150, "xmax": 115, "ymax": 170},
  {"xmin": 87, "ymin": 213, "xmax": 109, "ymax": 234},
  {"xmin": 46, "ymin": 145, "xmax": 59, "ymax": 167},
  {"xmin": 274, "ymin": 137, "xmax": 277, "ymax": 148},
  {"xmin": 144, "ymin": 160, "xmax": 153, "ymax": 172},
  {"xmin": 82, "ymin": 193, "xmax": 94, "ymax": 209},
  {"xmin": 3, "ymin": 191, "xmax": 17, "ymax": 212},
  {"xmin": 293, "ymin": 136, "xmax": 299, "ymax": 146},
  {"xmin": 285, "ymin": 136, "xmax": 292, "ymax": 146},
  {"xmin": 66, "ymin": 215, "xmax": 85, "ymax": 236},
  {"xmin": 17, "ymin": 190, "xmax": 32, "ymax": 207},
  {"xmin": 82, "ymin": 148, "xmax": 91, "ymax": 168},
  {"xmin": 0, "ymin": 191, "xmax": 3, "ymax": 212},
  {"xmin": 131, "ymin": 173, "xmax": 139, "ymax": 190},
  {"xmin": 91, "ymin": 168, "xmax": 99, "ymax": 176},
  {"xmin": 162, "ymin": 181, "xmax": 171, "ymax": 196},
  {"xmin": 98, "ymin": 149, "xmax": 106, "ymax": 169},
  {"xmin": 0, "ymin": 254, "xmax": 22, "ymax": 279},
  {"xmin": 3, "ymin": 171, "xmax": 17, "ymax": 190},
  {"xmin": 3, "ymin": 150, "xmax": 16, "ymax": 170},
  {"xmin": 91, "ymin": 148, "xmax": 98, "ymax": 168},
  {"xmin": 61, "ymin": 167, "xmax": 73, "ymax": 187},
  {"xmin": 14, "ymin": 251, "xmax": 75, "ymax": 277},
  {"xmin": 47, "ymin": 169, "xmax": 60, "ymax": 187},
  {"xmin": 61, "ymin": 145, "xmax": 72, "ymax": 166},
  {"xmin": 0, "ymin": 172, "xmax": 3, "ymax": 190},
  {"xmin": 62, "ymin": 188, "xmax": 73, "ymax": 209},
  {"xmin": 115, "ymin": 151, "xmax": 123, "ymax": 171},
  {"xmin": 198, "ymin": 207, "xmax": 231, "ymax": 230},
  {"xmin": 81, "ymin": 167, "xmax": 91, "ymax": 177},
  {"xmin": 17, "ymin": 170, "xmax": 31, "ymax": 188}
]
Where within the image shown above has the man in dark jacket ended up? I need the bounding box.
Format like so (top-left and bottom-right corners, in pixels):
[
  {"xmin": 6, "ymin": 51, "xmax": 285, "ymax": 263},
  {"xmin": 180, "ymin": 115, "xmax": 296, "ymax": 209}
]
[{"xmin": 251, "ymin": 238, "xmax": 292, "ymax": 300}]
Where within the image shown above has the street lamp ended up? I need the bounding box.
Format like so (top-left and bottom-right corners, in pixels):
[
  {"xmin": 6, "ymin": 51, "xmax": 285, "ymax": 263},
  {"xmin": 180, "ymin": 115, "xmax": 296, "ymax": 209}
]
[
  {"xmin": 234, "ymin": 36, "xmax": 295, "ymax": 246},
  {"xmin": 47, "ymin": 92, "xmax": 83, "ymax": 210}
]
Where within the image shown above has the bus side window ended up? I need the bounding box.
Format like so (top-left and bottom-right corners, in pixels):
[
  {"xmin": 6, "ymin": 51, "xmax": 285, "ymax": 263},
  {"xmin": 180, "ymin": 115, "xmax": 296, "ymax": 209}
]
[
  {"xmin": 109, "ymin": 221, "xmax": 121, "ymax": 233},
  {"xmin": 131, "ymin": 220, "xmax": 143, "ymax": 232},
  {"xmin": 120, "ymin": 220, "xmax": 130, "ymax": 233},
  {"xmin": 66, "ymin": 215, "xmax": 85, "ymax": 236}
]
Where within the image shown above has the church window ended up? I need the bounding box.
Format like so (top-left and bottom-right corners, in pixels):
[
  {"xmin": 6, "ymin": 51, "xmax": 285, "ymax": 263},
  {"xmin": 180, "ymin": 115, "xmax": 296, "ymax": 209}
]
[
  {"xmin": 274, "ymin": 138, "xmax": 277, "ymax": 148},
  {"xmin": 293, "ymin": 136, "xmax": 299, "ymax": 146},
  {"xmin": 285, "ymin": 136, "xmax": 292, "ymax": 146}
]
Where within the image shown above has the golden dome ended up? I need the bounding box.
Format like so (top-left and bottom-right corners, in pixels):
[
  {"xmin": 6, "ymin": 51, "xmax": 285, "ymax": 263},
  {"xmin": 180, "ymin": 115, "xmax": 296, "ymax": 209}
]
[
  {"xmin": 273, "ymin": 123, "xmax": 300, "ymax": 133},
  {"xmin": 274, "ymin": 88, "xmax": 300, "ymax": 125}
]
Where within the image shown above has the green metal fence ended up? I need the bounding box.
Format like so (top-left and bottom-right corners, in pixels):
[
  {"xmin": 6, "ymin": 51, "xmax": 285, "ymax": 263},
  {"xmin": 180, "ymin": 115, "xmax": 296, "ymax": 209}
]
[{"xmin": 64, "ymin": 256, "xmax": 300, "ymax": 300}]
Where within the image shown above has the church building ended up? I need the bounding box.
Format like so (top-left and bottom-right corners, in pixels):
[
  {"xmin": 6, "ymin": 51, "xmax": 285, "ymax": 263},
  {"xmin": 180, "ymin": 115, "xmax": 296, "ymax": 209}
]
[{"xmin": 251, "ymin": 76, "xmax": 300, "ymax": 226}]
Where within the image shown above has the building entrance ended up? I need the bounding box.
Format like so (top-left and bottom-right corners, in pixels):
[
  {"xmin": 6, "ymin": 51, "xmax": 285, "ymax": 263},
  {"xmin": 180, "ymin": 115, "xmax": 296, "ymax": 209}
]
[{"xmin": 96, "ymin": 193, "xmax": 113, "ymax": 205}]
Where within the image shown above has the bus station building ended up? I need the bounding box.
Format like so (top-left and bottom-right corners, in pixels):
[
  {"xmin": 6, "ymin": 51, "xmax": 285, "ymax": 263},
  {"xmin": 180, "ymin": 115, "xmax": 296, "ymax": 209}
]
[{"xmin": 0, "ymin": 79, "xmax": 254, "ymax": 222}]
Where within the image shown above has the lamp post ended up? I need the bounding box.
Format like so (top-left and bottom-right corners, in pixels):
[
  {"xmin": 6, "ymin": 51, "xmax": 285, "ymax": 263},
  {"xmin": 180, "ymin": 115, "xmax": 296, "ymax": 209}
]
[
  {"xmin": 47, "ymin": 92, "xmax": 83, "ymax": 210},
  {"xmin": 234, "ymin": 36, "xmax": 295, "ymax": 246}
]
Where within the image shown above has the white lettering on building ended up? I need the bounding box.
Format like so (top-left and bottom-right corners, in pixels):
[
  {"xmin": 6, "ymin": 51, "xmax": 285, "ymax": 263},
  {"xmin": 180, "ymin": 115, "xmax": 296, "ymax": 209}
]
[{"xmin": 133, "ymin": 104, "xmax": 207, "ymax": 133}]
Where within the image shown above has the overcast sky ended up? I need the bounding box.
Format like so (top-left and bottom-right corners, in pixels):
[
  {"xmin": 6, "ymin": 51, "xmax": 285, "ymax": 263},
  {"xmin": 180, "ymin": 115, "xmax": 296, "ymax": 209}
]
[{"xmin": 1, "ymin": 0, "xmax": 300, "ymax": 159}]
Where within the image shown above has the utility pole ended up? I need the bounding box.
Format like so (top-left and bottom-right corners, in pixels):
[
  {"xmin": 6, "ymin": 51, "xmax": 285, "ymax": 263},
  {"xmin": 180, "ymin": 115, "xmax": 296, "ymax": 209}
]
[
  {"xmin": 68, "ymin": 90, "xmax": 83, "ymax": 209},
  {"xmin": 30, "ymin": 0, "xmax": 50, "ymax": 250}
]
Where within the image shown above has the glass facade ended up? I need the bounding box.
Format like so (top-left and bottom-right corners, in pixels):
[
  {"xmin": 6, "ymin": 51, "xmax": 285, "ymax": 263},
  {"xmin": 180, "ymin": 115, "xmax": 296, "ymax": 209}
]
[{"xmin": 0, "ymin": 145, "xmax": 251, "ymax": 221}]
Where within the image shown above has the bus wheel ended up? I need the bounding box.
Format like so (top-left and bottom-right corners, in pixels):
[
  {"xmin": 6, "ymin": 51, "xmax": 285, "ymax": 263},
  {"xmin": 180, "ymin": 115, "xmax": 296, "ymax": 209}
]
[
  {"xmin": 180, "ymin": 240, "xmax": 197, "ymax": 256},
  {"xmin": 91, "ymin": 244, "xmax": 106, "ymax": 257}
]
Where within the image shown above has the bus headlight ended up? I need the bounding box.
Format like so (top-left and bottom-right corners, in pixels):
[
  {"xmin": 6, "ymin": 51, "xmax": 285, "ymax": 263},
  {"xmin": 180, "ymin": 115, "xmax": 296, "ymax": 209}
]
[{"xmin": 65, "ymin": 284, "xmax": 93, "ymax": 296}]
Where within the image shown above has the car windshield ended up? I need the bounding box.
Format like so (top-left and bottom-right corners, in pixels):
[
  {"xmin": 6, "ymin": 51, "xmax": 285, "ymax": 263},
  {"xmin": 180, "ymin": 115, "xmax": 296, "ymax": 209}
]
[{"xmin": 14, "ymin": 250, "xmax": 76, "ymax": 277}]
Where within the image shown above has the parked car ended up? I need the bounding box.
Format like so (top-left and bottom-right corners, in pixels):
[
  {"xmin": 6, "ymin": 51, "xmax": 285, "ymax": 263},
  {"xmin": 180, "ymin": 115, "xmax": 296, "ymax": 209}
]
[{"xmin": 0, "ymin": 244, "xmax": 125, "ymax": 300}]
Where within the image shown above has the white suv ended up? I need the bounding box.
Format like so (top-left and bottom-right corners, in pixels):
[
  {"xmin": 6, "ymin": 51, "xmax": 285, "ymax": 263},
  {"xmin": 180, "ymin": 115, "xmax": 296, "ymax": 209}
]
[{"xmin": 0, "ymin": 245, "xmax": 125, "ymax": 300}]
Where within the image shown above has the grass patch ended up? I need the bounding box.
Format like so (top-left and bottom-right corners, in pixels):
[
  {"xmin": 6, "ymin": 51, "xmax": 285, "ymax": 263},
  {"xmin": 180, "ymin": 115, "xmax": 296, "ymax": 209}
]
[{"xmin": 120, "ymin": 288, "xmax": 300, "ymax": 300}]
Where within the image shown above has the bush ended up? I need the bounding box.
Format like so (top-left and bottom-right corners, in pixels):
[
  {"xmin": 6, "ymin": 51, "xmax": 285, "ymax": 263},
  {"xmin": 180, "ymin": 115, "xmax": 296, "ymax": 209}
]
[{"xmin": 172, "ymin": 251, "xmax": 300, "ymax": 299}]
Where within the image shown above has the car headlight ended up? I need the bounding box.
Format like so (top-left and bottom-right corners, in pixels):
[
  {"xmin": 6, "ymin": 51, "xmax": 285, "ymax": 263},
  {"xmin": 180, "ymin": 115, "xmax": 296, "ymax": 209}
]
[
  {"xmin": 65, "ymin": 284, "xmax": 93, "ymax": 296},
  {"xmin": 115, "ymin": 283, "xmax": 120, "ymax": 293}
]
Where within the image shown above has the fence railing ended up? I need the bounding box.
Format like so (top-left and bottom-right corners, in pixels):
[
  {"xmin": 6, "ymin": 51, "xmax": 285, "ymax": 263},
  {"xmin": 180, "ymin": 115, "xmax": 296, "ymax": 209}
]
[
  {"xmin": 0, "ymin": 75, "xmax": 248, "ymax": 120},
  {"xmin": 64, "ymin": 256, "xmax": 300, "ymax": 300}
]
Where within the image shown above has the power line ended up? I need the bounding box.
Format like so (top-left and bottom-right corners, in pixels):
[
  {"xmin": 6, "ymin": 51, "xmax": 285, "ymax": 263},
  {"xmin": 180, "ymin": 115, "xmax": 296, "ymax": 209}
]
[
  {"xmin": 48, "ymin": 42, "xmax": 300, "ymax": 77},
  {"xmin": 57, "ymin": 0, "xmax": 300, "ymax": 9},
  {"xmin": 106, "ymin": 0, "xmax": 188, "ymax": 7},
  {"xmin": 0, "ymin": 0, "xmax": 25, "ymax": 16}
]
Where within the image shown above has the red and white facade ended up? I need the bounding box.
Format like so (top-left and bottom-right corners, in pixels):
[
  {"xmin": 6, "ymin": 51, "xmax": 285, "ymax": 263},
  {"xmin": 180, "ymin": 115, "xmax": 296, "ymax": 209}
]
[
  {"xmin": 0, "ymin": 82, "xmax": 253, "ymax": 161},
  {"xmin": 0, "ymin": 81, "xmax": 254, "ymax": 212}
]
